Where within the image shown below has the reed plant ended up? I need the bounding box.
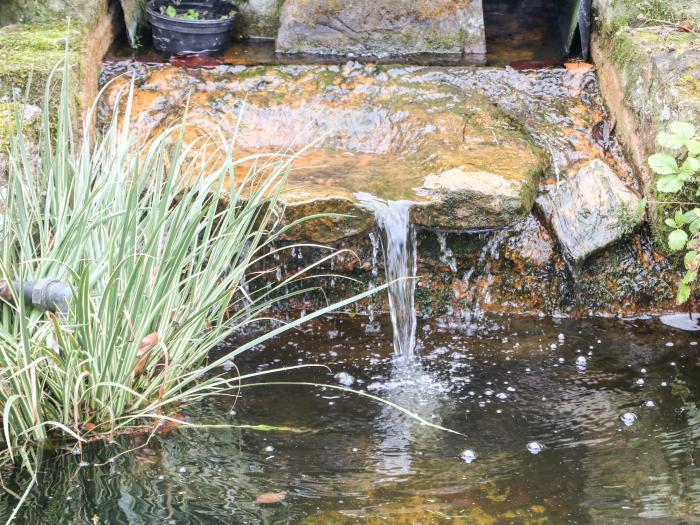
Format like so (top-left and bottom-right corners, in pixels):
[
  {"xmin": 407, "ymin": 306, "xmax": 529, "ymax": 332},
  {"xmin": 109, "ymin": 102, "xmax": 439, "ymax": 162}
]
[{"xmin": 0, "ymin": 59, "xmax": 387, "ymax": 490}]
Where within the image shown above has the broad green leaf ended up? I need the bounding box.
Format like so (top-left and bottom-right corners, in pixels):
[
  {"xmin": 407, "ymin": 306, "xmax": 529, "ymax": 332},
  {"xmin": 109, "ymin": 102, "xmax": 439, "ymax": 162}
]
[
  {"xmin": 675, "ymin": 209, "xmax": 685, "ymax": 226},
  {"xmin": 676, "ymin": 282, "xmax": 691, "ymax": 304},
  {"xmin": 681, "ymin": 156, "xmax": 700, "ymax": 175},
  {"xmin": 656, "ymin": 174, "xmax": 684, "ymax": 193},
  {"xmin": 668, "ymin": 229, "xmax": 689, "ymax": 251},
  {"xmin": 665, "ymin": 217, "xmax": 678, "ymax": 228},
  {"xmin": 686, "ymin": 139, "xmax": 700, "ymax": 156},
  {"xmin": 649, "ymin": 153, "xmax": 679, "ymax": 175},
  {"xmin": 669, "ymin": 122, "xmax": 696, "ymax": 140},
  {"xmin": 684, "ymin": 250, "xmax": 698, "ymax": 268},
  {"xmin": 657, "ymin": 131, "xmax": 685, "ymax": 149},
  {"xmin": 682, "ymin": 270, "xmax": 698, "ymax": 284},
  {"xmin": 690, "ymin": 219, "xmax": 700, "ymax": 235},
  {"xmin": 683, "ymin": 209, "xmax": 699, "ymax": 223}
]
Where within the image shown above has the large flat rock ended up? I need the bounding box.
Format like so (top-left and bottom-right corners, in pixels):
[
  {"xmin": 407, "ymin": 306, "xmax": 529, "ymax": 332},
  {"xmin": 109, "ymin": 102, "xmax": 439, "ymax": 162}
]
[
  {"xmin": 276, "ymin": 0, "xmax": 486, "ymax": 58},
  {"xmin": 102, "ymin": 62, "xmax": 544, "ymax": 242}
]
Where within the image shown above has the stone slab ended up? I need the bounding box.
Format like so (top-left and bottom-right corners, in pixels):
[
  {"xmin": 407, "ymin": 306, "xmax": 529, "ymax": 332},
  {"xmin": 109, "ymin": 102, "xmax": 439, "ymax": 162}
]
[{"xmin": 276, "ymin": 0, "xmax": 486, "ymax": 57}]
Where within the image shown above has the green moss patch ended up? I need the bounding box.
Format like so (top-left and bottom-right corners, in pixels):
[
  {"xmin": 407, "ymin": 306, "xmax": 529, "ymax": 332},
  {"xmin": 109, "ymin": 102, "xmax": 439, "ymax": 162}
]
[{"xmin": 0, "ymin": 23, "xmax": 84, "ymax": 106}]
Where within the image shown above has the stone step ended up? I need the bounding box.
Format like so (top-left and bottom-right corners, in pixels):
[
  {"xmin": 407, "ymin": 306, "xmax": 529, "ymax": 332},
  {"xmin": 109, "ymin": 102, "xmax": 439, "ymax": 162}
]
[{"xmin": 102, "ymin": 61, "xmax": 548, "ymax": 242}]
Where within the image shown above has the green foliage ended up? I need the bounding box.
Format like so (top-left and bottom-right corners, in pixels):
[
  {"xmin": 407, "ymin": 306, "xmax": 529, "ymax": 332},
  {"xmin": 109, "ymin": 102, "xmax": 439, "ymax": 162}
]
[
  {"xmin": 649, "ymin": 121, "xmax": 700, "ymax": 303},
  {"xmin": 163, "ymin": 5, "xmax": 201, "ymax": 19}
]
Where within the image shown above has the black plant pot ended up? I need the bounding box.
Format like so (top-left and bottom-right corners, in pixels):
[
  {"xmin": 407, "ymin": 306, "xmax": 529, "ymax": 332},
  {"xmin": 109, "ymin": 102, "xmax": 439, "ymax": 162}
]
[{"xmin": 146, "ymin": 0, "xmax": 238, "ymax": 56}]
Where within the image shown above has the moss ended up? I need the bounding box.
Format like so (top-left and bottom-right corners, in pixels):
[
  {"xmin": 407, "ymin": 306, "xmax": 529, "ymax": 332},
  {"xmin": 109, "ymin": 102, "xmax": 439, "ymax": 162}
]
[
  {"xmin": 678, "ymin": 74, "xmax": 700, "ymax": 99},
  {"xmin": 0, "ymin": 23, "xmax": 85, "ymax": 107}
]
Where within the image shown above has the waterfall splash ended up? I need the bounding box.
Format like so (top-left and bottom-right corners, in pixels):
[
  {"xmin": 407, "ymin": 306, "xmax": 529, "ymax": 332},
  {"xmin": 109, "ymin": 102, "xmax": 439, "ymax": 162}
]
[{"xmin": 357, "ymin": 193, "xmax": 417, "ymax": 359}]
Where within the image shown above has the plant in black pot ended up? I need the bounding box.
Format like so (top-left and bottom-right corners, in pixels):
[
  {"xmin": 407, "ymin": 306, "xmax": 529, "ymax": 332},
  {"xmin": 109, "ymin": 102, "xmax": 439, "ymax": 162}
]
[{"xmin": 146, "ymin": 0, "xmax": 238, "ymax": 56}]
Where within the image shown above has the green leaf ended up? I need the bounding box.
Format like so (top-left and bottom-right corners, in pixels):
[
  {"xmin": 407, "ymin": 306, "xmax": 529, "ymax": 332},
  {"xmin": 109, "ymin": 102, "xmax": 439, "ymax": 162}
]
[
  {"xmin": 668, "ymin": 229, "xmax": 689, "ymax": 251},
  {"xmin": 669, "ymin": 122, "xmax": 696, "ymax": 140},
  {"xmin": 649, "ymin": 153, "xmax": 679, "ymax": 175},
  {"xmin": 665, "ymin": 217, "xmax": 678, "ymax": 228},
  {"xmin": 676, "ymin": 282, "xmax": 691, "ymax": 304},
  {"xmin": 656, "ymin": 174, "xmax": 684, "ymax": 193},
  {"xmin": 682, "ymin": 209, "xmax": 699, "ymax": 224},
  {"xmin": 686, "ymin": 139, "xmax": 700, "ymax": 156},
  {"xmin": 690, "ymin": 219, "xmax": 700, "ymax": 235},
  {"xmin": 684, "ymin": 250, "xmax": 698, "ymax": 268},
  {"xmin": 675, "ymin": 209, "xmax": 685, "ymax": 226},
  {"xmin": 683, "ymin": 270, "xmax": 698, "ymax": 284},
  {"xmin": 681, "ymin": 156, "xmax": 700, "ymax": 175},
  {"xmin": 657, "ymin": 131, "xmax": 685, "ymax": 149}
]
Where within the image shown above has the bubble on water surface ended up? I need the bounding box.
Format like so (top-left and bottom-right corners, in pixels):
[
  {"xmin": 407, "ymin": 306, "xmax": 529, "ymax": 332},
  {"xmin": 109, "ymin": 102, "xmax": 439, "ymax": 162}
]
[
  {"xmin": 620, "ymin": 412, "xmax": 637, "ymax": 426},
  {"xmin": 461, "ymin": 449, "xmax": 477, "ymax": 463},
  {"xmin": 527, "ymin": 442, "xmax": 543, "ymax": 455},
  {"xmin": 635, "ymin": 378, "xmax": 645, "ymax": 386},
  {"xmin": 644, "ymin": 400, "xmax": 656, "ymax": 408},
  {"xmin": 334, "ymin": 371, "xmax": 356, "ymax": 386},
  {"xmin": 496, "ymin": 392, "xmax": 508, "ymax": 400},
  {"xmin": 575, "ymin": 356, "xmax": 587, "ymax": 370}
]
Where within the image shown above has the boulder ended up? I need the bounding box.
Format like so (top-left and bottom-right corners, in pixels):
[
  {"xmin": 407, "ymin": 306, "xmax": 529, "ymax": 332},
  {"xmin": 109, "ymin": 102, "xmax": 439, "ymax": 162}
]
[
  {"xmin": 276, "ymin": 0, "xmax": 486, "ymax": 57},
  {"xmin": 536, "ymin": 159, "xmax": 643, "ymax": 266}
]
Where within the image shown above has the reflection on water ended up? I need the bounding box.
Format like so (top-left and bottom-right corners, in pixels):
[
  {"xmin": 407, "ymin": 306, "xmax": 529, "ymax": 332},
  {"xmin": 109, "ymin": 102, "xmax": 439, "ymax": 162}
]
[{"xmin": 3, "ymin": 314, "xmax": 700, "ymax": 523}]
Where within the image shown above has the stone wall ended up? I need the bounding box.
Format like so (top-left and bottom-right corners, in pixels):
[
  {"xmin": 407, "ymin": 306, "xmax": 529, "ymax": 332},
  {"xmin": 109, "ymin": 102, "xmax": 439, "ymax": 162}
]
[{"xmin": 591, "ymin": 0, "xmax": 700, "ymax": 250}]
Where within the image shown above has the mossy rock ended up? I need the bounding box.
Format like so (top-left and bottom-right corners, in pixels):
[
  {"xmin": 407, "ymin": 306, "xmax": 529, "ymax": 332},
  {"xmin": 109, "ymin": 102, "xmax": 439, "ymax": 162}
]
[
  {"xmin": 595, "ymin": 0, "xmax": 700, "ymax": 35},
  {"xmin": 0, "ymin": 23, "xmax": 85, "ymax": 108}
]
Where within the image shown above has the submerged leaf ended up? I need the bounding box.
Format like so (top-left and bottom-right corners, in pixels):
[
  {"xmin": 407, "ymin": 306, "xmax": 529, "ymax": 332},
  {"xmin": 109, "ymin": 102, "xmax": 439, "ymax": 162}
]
[{"xmin": 256, "ymin": 492, "xmax": 287, "ymax": 504}]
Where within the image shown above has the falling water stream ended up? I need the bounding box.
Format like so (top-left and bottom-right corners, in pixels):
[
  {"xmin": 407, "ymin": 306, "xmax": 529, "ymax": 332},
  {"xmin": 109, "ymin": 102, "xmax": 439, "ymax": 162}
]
[{"xmin": 356, "ymin": 193, "xmax": 418, "ymax": 359}]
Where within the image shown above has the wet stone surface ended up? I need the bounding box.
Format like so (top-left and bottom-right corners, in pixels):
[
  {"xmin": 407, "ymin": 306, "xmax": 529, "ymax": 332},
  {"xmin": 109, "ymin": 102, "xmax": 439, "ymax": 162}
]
[
  {"xmin": 276, "ymin": 0, "xmax": 486, "ymax": 58},
  {"xmin": 101, "ymin": 61, "xmax": 551, "ymax": 241},
  {"xmin": 4, "ymin": 314, "xmax": 700, "ymax": 524},
  {"xmin": 536, "ymin": 159, "xmax": 643, "ymax": 266},
  {"xmin": 100, "ymin": 61, "xmax": 628, "ymax": 243}
]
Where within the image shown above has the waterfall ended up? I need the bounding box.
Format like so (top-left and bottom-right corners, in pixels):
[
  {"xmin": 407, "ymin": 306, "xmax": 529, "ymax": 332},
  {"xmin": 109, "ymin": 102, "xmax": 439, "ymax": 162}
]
[{"xmin": 357, "ymin": 193, "xmax": 418, "ymax": 359}]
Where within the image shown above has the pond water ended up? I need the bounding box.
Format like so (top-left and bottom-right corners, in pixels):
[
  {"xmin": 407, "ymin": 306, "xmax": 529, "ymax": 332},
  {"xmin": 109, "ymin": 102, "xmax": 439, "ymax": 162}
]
[{"xmin": 3, "ymin": 314, "xmax": 700, "ymax": 524}]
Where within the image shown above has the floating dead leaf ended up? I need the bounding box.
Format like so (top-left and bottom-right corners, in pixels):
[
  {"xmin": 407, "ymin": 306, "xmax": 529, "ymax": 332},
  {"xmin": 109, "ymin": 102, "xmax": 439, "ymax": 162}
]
[
  {"xmin": 83, "ymin": 422, "xmax": 97, "ymax": 432},
  {"xmin": 256, "ymin": 492, "xmax": 287, "ymax": 505},
  {"xmin": 564, "ymin": 62, "xmax": 594, "ymax": 75}
]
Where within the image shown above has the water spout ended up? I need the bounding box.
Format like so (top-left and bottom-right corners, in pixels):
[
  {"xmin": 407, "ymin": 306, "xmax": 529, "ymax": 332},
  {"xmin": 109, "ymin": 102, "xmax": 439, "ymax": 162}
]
[{"xmin": 357, "ymin": 193, "xmax": 417, "ymax": 359}]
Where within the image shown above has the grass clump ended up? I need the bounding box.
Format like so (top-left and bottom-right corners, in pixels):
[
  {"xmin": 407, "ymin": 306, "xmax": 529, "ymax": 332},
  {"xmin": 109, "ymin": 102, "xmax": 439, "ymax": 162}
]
[{"xmin": 0, "ymin": 58, "xmax": 400, "ymax": 510}]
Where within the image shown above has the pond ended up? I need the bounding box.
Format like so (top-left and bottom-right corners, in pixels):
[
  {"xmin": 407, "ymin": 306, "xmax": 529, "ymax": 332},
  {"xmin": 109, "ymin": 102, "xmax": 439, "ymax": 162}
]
[{"xmin": 3, "ymin": 314, "xmax": 700, "ymax": 524}]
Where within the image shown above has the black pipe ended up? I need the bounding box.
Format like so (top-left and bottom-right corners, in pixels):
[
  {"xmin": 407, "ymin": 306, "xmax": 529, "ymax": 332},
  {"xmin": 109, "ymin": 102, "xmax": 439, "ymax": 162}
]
[{"xmin": 0, "ymin": 279, "xmax": 72, "ymax": 315}]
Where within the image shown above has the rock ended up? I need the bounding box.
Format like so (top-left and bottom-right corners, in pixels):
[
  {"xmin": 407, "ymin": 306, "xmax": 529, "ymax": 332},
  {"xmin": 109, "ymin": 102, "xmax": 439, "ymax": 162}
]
[
  {"xmin": 536, "ymin": 159, "xmax": 642, "ymax": 266},
  {"xmin": 276, "ymin": 0, "xmax": 486, "ymax": 57},
  {"xmin": 101, "ymin": 63, "xmax": 545, "ymax": 243},
  {"xmin": 412, "ymin": 166, "xmax": 540, "ymax": 230}
]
